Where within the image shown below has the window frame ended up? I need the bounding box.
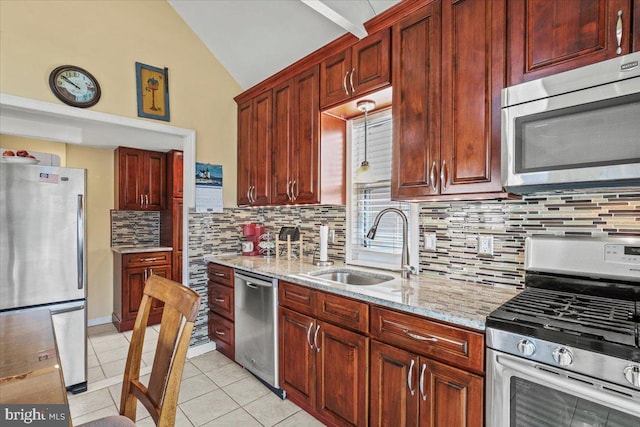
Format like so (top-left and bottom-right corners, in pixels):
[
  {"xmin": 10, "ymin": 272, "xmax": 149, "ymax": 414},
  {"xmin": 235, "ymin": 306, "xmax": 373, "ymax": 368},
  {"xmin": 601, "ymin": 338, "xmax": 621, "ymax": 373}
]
[{"xmin": 345, "ymin": 108, "xmax": 420, "ymax": 273}]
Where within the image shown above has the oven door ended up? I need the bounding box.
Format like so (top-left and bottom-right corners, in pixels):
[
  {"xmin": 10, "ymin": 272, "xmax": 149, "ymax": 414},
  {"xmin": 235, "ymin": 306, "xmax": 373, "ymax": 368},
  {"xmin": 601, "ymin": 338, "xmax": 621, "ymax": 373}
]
[
  {"xmin": 501, "ymin": 77, "xmax": 640, "ymax": 193},
  {"xmin": 486, "ymin": 349, "xmax": 640, "ymax": 427}
]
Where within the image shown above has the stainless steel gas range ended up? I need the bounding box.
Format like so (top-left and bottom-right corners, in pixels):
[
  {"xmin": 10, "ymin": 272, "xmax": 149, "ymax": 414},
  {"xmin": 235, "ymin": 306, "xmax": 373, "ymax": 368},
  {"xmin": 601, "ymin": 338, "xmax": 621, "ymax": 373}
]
[{"xmin": 486, "ymin": 236, "xmax": 640, "ymax": 427}]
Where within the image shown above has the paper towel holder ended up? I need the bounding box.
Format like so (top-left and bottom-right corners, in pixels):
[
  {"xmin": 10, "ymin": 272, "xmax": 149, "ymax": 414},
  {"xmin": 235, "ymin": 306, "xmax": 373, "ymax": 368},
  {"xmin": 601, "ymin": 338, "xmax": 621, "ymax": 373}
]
[{"xmin": 312, "ymin": 245, "xmax": 334, "ymax": 266}]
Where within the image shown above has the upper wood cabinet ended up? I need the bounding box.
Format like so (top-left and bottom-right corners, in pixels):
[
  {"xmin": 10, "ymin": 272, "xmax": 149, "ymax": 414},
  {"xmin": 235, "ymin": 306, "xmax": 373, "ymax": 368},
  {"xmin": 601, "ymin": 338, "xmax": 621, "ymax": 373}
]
[
  {"xmin": 320, "ymin": 29, "xmax": 391, "ymax": 109},
  {"xmin": 237, "ymin": 91, "xmax": 272, "ymax": 206},
  {"xmin": 239, "ymin": 66, "xmax": 345, "ymax": 207},
  {"xmin": 507, "ymin": 0, "xmax": 635, "ymax": 85},
  {"xmin": 391, "ymin": 1, "xmax": 442, "ymax": 199},
  {"xmin": 166, "ymin": 150, "xmax": 183, "ymax": 198},
  {"xmin": 392, "ymin": 0, "xmax": 506, "ymax": 200},
  {"xmin": 115, "ymin": 147, "xmax": 167, "ymax": 210},
  {"xmin": 272, "ymin": 66, "xmax": 320, "ymax": 205}
]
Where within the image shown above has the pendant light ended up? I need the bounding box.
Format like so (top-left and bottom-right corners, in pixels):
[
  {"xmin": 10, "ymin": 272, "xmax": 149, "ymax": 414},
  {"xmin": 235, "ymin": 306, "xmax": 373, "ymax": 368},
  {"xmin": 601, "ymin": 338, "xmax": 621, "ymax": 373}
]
[{"xmin": 355, "ymin": 99, "xmax": 376, "ymax": 183}]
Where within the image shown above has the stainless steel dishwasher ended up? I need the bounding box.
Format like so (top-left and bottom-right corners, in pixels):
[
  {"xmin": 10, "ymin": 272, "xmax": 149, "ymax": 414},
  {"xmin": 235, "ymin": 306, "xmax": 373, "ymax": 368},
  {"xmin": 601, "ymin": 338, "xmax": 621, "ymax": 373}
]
[{"xmin": 234, "ymin": 269, "xmax": 284, "ymax": 397}]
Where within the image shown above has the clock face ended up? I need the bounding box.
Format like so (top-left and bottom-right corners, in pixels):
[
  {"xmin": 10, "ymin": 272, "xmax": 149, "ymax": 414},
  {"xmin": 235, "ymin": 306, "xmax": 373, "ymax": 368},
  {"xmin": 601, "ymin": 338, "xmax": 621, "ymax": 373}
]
[{"xmin": 49, "ymin": 65, "xmax": 101, "ymax": 108}]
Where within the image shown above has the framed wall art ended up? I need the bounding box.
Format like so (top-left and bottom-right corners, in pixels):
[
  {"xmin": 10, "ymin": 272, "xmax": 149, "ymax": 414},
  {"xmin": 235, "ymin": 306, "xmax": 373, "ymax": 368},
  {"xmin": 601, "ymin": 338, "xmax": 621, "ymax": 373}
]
[{"xmin": 135, "ymin": 62, "xmax": 170, "ymax": 121}]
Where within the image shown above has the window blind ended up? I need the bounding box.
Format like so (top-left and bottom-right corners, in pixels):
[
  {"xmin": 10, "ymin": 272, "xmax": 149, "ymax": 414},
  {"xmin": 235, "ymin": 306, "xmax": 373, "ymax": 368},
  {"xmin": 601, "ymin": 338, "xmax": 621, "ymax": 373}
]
[{"xmin": 349, "ymin": 109, "xmax": 409, "ymax": 259}]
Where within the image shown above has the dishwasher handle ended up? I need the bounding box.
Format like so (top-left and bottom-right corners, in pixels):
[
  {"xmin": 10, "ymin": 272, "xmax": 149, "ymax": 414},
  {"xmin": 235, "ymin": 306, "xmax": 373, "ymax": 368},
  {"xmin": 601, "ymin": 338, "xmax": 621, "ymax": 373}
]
[{"xmin": 234, "ymin": 272, "xmax": 277, "ymax": 288}]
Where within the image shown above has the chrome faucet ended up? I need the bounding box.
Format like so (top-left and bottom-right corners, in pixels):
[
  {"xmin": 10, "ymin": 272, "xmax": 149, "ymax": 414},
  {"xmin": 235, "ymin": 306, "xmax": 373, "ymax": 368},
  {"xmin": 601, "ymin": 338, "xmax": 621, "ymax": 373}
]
[{"xmin": 366, "ymin": 208, "xmax": 416, "ymax": 279}]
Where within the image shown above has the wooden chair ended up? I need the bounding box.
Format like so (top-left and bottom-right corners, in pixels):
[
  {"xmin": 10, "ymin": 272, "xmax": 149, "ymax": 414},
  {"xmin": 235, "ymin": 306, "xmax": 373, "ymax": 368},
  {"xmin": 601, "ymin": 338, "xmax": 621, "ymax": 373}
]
[{"xmin": 79, "ymin": 275, "xmax": 201, "ymax": 427}]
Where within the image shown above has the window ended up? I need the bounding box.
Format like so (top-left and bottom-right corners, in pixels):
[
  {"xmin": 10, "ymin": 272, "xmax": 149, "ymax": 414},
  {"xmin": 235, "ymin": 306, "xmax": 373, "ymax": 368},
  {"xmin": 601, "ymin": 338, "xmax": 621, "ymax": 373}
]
[{"xmin": 346, "ymin": 108, "xmax": 419, "ymax": 271}]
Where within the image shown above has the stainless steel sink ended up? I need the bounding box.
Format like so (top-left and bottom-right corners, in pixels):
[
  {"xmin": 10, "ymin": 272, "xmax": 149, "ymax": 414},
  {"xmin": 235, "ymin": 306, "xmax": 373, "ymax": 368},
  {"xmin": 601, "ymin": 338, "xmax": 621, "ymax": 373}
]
[{"xmin": 309, "ymin": 269, "xmax": 394, "ymax": 286}]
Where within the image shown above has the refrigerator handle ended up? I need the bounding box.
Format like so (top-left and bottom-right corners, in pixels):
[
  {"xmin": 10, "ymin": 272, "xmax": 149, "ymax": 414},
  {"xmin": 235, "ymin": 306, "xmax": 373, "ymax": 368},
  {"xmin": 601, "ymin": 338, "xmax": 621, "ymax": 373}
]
[
  {"xmin": 77, "ymin": 194, "xmax": 84, "ymax": 290},
  {"xmin": 51, "ymin": 303, "xmax": 85, "ymax": 315}
]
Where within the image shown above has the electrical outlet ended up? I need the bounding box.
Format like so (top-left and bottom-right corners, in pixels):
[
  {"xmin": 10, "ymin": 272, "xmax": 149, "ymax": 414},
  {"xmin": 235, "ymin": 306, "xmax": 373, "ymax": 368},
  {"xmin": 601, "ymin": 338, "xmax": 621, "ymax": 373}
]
[
  {"xmin": 478, "ymin": 235, "xmax": 494, "ymax": 256},
  {"xmin": 328, "ymin": 229, "xmax": 336, "ymax": 244},
  {"xmin": 424, "ymin": 232, "xmax": 437, "ymax": 251}
]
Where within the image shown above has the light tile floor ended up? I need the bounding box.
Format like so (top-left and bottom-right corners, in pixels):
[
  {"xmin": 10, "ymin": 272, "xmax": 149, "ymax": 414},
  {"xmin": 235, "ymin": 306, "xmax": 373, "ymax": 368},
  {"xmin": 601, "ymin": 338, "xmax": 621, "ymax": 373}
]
[{"xmin": 70, "ymin": 323, "xmax": 325, "ymax": 426}]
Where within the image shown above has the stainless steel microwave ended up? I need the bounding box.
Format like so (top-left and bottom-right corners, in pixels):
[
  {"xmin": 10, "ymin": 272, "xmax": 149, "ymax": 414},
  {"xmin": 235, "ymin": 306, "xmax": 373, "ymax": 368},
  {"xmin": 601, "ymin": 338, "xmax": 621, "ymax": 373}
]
[{"xmin": 502, "ymin": 51, "xmax": 640, "ymax": 194}]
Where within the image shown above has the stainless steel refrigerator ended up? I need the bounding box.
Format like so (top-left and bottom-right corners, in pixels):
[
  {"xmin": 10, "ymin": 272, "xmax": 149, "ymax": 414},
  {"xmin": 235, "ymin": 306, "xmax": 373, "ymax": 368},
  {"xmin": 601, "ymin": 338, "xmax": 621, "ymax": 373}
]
[{"xmin": 0, "ymin": 162, "xmax": 87, "ymax": 393}]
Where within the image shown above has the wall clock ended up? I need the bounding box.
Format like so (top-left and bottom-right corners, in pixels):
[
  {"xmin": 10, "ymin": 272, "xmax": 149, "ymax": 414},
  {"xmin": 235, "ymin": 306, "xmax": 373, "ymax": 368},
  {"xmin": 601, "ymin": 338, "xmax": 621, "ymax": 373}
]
[{"xmin": 49, "ymin": 65, "xmax": 101, "ymax": 108}]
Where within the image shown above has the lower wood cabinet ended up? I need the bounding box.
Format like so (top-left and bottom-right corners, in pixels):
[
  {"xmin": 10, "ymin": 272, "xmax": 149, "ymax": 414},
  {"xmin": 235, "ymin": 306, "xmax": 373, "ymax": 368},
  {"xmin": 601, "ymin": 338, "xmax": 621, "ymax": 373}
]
[
  {"xmin": 279, "ymin": 306, "xmax": 369, "ymax": 427},
  {"xmin": 370, "ymin": 340, "xmax": 483, "ymax": 427},
  {"xmin": 278, "ymin": 281, "xmax": 485, "ymax": 427},
  {"xmin": 207, "ymin": 263, "xmax": 235, "ymax": 360},
  {"xmin": 112, "ymin": 251, "xmax": 171, "ymax": 332}
]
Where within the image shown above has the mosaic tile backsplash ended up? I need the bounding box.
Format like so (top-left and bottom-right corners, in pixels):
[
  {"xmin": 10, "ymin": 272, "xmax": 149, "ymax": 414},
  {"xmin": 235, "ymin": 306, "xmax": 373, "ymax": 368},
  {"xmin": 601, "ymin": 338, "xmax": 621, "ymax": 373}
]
[
  {"xmin": 110, "ymin": 210, "xmax": 160, "ymax": 247},
  {"xmin": 191, "ymin": 190, "xmax": 640, "ymax": 347},
  {"xmin": 419, "ymin": 190, "xmax": 640, "ymax": 288}
]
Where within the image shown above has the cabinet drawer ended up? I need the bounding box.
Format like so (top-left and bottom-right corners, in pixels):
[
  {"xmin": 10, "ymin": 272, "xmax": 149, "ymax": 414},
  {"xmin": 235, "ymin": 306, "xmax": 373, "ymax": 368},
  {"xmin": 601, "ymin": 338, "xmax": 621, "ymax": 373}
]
[
  {"xmin": 208, "ymin": 281, "xmax": 234, "ymax": 321},
  {"xmin": 370, "ymin": 307, "xmax": 484, "ymax": 374},
  {"xmin": 316, "ymin": 292, "xmax": 368, "ymax": 334},
  {"xmin": 279, "ymin": 281, "xmax": 316, "ymax": 316},
  {"xmin": 124, "ymin": 251, "xmax": 171, "ymax": 268},
  {"xmin": 208, "ymin": 311, "xmax": 234, "ymax": 360},
  {"xmin": 207, "ymin": 263, "xmax": 234, "ymax": 287}
]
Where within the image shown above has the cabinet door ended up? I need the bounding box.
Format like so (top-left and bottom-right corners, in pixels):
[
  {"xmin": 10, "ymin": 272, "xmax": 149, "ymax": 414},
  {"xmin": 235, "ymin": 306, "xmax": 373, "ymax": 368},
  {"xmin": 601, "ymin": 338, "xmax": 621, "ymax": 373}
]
[
  {"xmin": 370, "ymin": 341, "xmax": 419, "ymax": 427},
  {"xmin": 420, "ymin": 358, "xmax": 483, "ymax": 427},
  {"xmin": 172, "ymin": 198, "xmax": 183, "ymax": 254},
  {"xmin": 237, "ymin": 100, "xmax": 253, "ymax": 205},
  {"xmin": 116, "ymin": 147, "xmax": 144, "ymax": 210},
  {"xmin": 352, "ymin": 29, "xmax": 391, "ymax": 97},
  {"xmin": 440, "ymin": 0, "xmax": 505, "ymax": 195},
  {"xmin": 272, "ymin": 79, "xmax": 294, "ymax": 205},
  {"xmin": 123, "ymin": 266, "xmax": 147, "ymax": 321},
  {"xmin": 149, "ymin": 266, "xmax": 169, "ymax": 317},
  {"xmin": 145, "ymin": 150, "xmax": 166, "ymax": 210},
  {"xmin": 173, "ymin": 252, "xmax": 182, "ymax": 284},
  {"xmin": 279, "ymin": 308, "xmax": 316, "ymax": 409},
  {"xmin": 391, "ymin": 1, "xmax": 442, "ymax": 199},
  {"xmin": 252, "ymin": 91, "xmax": 273, "ymax": 205},
  {"xmin": 291, "ymin": 66, "xmax": 320, "ymax": 204},
  {"xmin": 320, "ymin": 48, "xmax": 352, "ymax": 109},
  {"xmin": 507, "ymin": 0, "xmax": 633, "ymax": 85},
  {"xmin": 315, "ymin": 320, "xmax": 369, "ymax": 427},
  {"xmin": 167, "ymin": 150, "xmax": 183, "ymax": 198}
]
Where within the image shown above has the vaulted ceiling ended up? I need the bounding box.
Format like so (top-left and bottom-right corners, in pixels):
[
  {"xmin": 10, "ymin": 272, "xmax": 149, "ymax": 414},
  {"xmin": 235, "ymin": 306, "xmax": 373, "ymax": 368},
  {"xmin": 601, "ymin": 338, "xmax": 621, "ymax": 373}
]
[{"xmin": 168, "ymin": 0, "xmax": 401, "ymax": 90}]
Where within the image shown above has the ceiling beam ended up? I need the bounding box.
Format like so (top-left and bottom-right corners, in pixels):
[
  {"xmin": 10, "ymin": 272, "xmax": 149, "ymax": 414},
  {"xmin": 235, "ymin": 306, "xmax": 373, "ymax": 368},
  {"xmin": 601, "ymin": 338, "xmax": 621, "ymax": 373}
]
[{"xmin": 299, "ymin": 0, "xmax": 368, "ymax": 39}]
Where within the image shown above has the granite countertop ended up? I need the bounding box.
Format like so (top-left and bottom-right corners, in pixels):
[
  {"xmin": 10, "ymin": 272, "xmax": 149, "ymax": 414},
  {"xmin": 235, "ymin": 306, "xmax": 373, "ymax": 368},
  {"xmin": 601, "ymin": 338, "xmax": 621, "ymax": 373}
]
[
  {"xmin": 111, "ymin": 246, "xmax": 173, "ymax": 254},
  {"xmin": 203, "ymin": 254, "xmax": 521, "ymax": 331}
]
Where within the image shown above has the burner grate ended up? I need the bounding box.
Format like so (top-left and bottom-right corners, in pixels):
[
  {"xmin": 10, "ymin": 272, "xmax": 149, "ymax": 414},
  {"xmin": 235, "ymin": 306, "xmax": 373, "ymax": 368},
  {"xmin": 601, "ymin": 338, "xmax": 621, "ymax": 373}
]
[{"xmin": 496, "ymin": 288, "xmax": 637, "ymax": 346}]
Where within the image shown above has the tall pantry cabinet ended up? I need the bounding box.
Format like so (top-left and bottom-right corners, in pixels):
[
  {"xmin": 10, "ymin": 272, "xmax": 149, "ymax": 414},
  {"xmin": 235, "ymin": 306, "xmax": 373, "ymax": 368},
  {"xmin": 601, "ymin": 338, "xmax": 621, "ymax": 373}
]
[{"xmin": 161, "ymin": 150, "xmax": 184, "ymax": 283}]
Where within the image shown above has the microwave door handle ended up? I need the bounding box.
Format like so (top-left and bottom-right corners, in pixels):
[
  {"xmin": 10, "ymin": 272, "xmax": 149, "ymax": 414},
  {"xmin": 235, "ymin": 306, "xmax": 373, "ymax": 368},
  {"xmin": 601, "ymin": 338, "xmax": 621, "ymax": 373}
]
[{"xmin": 616, "ymin": 10, "xmax": 623, "ymax": 55}]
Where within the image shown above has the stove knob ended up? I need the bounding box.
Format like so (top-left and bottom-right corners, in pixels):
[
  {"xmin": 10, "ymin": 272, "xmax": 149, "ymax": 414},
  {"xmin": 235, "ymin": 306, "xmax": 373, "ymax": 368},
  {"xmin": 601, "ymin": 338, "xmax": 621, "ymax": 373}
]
[
  {"xmin": 516, "ymin": 339, "xmax": 536, "ymax": 356},
  {"xmin": 552, "ymin": 347, "xmax": 573, "ymax": 366},
  {"xmin": 623, "ymin": 365, "xmax": 640, "ymax": 388}
]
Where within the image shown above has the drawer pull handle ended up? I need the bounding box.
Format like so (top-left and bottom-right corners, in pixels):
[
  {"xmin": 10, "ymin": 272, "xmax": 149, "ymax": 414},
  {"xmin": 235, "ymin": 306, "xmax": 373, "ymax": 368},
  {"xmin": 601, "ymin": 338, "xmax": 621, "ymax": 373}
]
[
  {"xmin": 213, "ymin": 272, "xmax": 226, "ymax": 277},
  {"xmin": 214, "ymin": 298, "xmax": 225, "ymax": 303},
  {"xmin": 214, "ymin": 330, "xmax": 226, "ymax": 336},
  {"xmin": 404, "ymin": 329, "xmax": 438, "ymax": 342},
  {"xmin": 140, "ymin": 257, "xmax": 161, "ymax": 262},
  {"xmin": 408, "ymin": 359, "xmax": 416, "ymax": 396}
]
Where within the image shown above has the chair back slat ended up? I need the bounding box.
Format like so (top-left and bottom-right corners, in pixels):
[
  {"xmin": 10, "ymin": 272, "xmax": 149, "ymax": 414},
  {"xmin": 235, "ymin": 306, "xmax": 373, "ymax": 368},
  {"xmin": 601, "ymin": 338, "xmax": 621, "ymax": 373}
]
[
  {"xmin": 147, "ymin": 305, "xmax": 182, "ymax": 405},
  {"xmin": 118, "ymin": 275, "xmax": 200, "ymax": 426}
]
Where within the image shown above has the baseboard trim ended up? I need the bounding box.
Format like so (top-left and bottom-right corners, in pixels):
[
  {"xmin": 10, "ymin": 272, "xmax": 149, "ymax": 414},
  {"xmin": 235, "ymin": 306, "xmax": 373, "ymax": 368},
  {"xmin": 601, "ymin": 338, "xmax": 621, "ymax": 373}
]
[
  {"xmin": 87, "ymin": 316, "xmax": 112, "ymax": 327},
  {"xmin": 187, "ymin": 341, "xmax": 216, "ymax": 359}
]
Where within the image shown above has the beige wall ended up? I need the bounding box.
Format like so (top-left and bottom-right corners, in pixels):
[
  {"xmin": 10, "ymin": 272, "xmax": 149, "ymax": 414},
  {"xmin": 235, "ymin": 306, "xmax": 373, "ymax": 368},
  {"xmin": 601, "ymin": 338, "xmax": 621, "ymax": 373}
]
[{"xmin": 1, "ymin": 0, "xmax": 242, "ymax": 320}]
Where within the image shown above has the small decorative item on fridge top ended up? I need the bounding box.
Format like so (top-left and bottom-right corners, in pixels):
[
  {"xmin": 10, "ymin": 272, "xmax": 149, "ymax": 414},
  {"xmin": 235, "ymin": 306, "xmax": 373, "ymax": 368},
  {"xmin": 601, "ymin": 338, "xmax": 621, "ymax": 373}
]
[{"xmin": 135, "ymin": 62, "xmax": 170, "ymax": 121}]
